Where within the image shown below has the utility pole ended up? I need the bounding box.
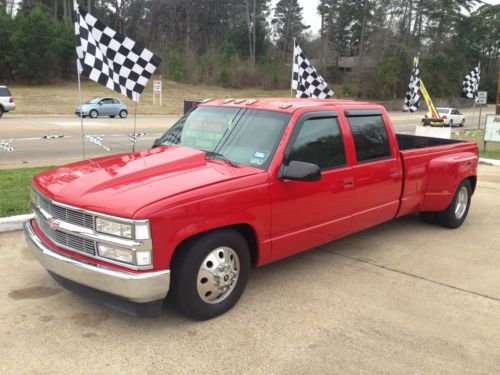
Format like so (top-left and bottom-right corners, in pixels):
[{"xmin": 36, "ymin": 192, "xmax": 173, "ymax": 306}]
[{"xmin": 496, "ymin": 62, "xmax": 500, "ymax": 115}]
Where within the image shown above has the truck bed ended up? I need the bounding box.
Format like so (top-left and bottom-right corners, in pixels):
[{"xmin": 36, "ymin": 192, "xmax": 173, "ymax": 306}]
[{"xmin": 396, "ymin": 133, "xmax": 462, "ymax": 150}]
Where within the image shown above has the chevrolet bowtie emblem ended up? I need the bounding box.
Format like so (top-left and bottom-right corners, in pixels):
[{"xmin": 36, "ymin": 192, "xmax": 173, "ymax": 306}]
[{"xmin": 47, "ymin": 217, "xmax": 60, "ymax": 231}]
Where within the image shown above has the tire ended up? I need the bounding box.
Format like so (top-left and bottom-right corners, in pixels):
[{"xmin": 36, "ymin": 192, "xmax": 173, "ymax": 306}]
[
  {"xmin": 89, "ymin": 109, "xmax": 98, "ymax": 118},
  {"xmin": 419, "ymin": 211, "xmax": 438, "ymax": 225},
  {"xmin": 0, "ymin": 106, "xmax": 4, "ymax": 118},
  {"xmin": 449, "ymin": 120, "xmax": 453, "ymax": 127},
  {"xmin": 109, "ymin": 115, "xmax": 116, "ymax": 118},
  {"xmin": 436, "ymin": 179, "xmax": 472, "ymax": 229},
  {"xmin": 170, "ymin": 229, "xmax": 251, "ymax": 320},
  {"xmin": 119, "ymin": 110, "xmax": 128, "ymax": 119},
  {"xmin": 460, "ymin": 119, "xmax": 465, "ymax": 127}
]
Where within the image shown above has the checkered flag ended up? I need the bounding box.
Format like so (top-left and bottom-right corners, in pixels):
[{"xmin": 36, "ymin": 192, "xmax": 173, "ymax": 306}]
[
  {"xmin": 128, "ymin": 133, "xmax": 146, "ymax": 146},
  {"xmin": 73, "ymin": 1, "xmax": 161, "ymax": 102},
  {"xmin": 0, "ymin": 139, "xmax": 14, "ymax": 152},
  {"xmin": 86, "ymin": 135, "xmax": 110, "ymax": 151},
  {"xmin": 403, "ymin": 58, "xmax": 421, "ymax": 112},
  {"xmin": 462, "ymin": 65, "xmax": 480, "ymax": 99},
  {"xmin": 292, "ymin": 40, "xmax": 333, "ymax": 99}
]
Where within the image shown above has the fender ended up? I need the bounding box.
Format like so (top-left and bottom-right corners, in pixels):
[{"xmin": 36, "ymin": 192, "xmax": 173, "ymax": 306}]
[{"xmin": 419, "ymin": 152, "xmax": 477, "ymax": 211}]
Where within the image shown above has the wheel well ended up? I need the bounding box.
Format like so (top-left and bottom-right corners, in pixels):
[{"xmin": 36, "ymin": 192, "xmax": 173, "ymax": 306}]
[
  {"xmin": 467, "ymin": 176, "xmax": 477, "ymax": 194},
  {"xmin": 171, "ymin": 224, "xmax": 259, "ymax": 267}
]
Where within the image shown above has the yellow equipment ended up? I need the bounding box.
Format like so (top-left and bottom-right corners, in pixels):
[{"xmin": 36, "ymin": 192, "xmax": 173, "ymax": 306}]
[{"xmin": 416, "ymin": 57, "xmax": 445, "ymax": 127}]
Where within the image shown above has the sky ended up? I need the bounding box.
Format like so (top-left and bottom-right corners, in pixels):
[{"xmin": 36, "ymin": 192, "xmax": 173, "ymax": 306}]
[{"xmin": 274, "ymin": 0, "xmax": 500, "ymax": 36}]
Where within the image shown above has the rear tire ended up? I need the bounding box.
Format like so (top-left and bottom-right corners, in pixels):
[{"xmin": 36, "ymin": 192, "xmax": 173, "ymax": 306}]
[
  {"xmin": 119, "ymin": 110, "xmax": 128, "ymax": 119},
  {"xmin": 436, "ymin": 179, "xmax": 471, "ymax": 229},
  {"xmin": 0, "ymin": 106, "xmax": 4, "ymax": 118},
  {"xmin": 170, "ymin": 229, "xmax": 251, "ymax": 320},
  {"xmin": 460, "ymin": 119, "xmax": 465, "ymax": 127},
  {"xmin": 449, "ymin": 120, "xmax": 453, "ymax": 127}
]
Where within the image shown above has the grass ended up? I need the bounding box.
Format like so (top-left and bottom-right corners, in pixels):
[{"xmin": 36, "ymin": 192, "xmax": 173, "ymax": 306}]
[
  {"xmin": 0, "ymin": 166, "xmax": 52, "ymax": 217},
  {"xmin": 8, "ymin": 80, "xmax": 290, "ymax": 116},
  {"xmin": 451, "ymin": 129, "xmax": 500, "ymax": 160}
]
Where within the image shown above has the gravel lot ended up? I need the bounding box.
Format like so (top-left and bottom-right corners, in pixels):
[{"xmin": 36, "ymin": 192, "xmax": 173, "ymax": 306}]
[{"xmin": 0, "ymin": 165, "xmax": 499, "ymax": 374}]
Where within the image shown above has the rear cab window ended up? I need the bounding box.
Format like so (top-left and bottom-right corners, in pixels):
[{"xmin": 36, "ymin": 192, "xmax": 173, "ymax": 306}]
[
  {"xmin": 0, "ymin": 87, "xmax": 12, "ymax": 97},
  {"xmin": 345, "ymin": 110, "xmax": 391, "ymax": 163}
]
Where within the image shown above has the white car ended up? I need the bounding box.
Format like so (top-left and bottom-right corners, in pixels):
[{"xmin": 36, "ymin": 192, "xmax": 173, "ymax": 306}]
[
  {"xmin": 424, "ymin": 107, "xmax": 465, "ymax": 127},
  {"xmin": 0, "ymin": 86, "xmax": 16, "ymax": 118}
]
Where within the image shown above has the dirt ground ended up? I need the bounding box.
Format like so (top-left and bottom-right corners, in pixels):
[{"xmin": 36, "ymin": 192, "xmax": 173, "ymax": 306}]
[{"xmin": 0, "ymin": 165, "xmax": 499, "ymax": 374}]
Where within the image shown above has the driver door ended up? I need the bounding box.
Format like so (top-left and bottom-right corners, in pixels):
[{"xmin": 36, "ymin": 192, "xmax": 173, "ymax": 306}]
[{"xmin": 270, "ymin": 112, "xmax": 353, "ymax": 261}]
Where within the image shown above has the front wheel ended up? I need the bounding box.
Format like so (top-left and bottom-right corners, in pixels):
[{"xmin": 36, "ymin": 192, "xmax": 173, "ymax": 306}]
[
  {"xmin": 449, "ymin": 120, "xmax": 453, "ymax": 127},
  {"xmin": 119, "ymin": 110, "xmax": 128, "ymax": 118},
  {"xmin": 460, "ymin": 119, "xmax": 465, "ymax": 127},
  {"xmin": 89, "ymin": 109, "xmax": 98, "ymax": 118},
  {"xmin": 170, "ymin": 229, "xmax": 251, "ymax": 320}
]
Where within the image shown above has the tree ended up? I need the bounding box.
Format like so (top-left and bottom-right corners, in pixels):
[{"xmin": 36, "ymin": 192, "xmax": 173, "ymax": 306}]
[{"xmin": 272, "ymin": 0, "xmax": 309, "ymax": 61}]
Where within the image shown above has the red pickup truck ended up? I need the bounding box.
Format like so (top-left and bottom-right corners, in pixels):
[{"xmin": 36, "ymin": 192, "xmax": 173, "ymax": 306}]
[{"xmin": 25, "ymin": 98, "xmax": 478, "ymax": 320}]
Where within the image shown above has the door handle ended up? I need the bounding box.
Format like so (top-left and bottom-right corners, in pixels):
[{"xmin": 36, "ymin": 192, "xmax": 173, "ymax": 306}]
[
  {"xmin": 389, "ymin": 168, "xmax": 399, "ymax": 177},
  {"xmin": 343, "ymin": 178, "xmax": 354, "ymax": 188}
]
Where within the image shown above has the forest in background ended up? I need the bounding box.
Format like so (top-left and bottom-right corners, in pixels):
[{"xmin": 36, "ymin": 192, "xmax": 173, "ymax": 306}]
[{"xmin": 0, "ymin": 0, "xmax": 499, "ymax": 101}]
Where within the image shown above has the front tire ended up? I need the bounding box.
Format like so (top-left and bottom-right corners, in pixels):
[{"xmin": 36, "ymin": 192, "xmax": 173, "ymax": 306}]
[
  {"xmin": 170, "ymin": 229, "xmax": 251, "ymax": 320},
  {"xmin": 449, "ymin": 120, "xmax": 453, "ymax": 127},
  {"xmin": 89, "ymin": 109, "xmax": 98, "ymax": 118},
  {"xmin": 119, "ymin": 110, "xmax": 128, "ymax": 118},
  {"xmin": 460, "ymin": 119, "xmax": 465, "ymax": 127}
]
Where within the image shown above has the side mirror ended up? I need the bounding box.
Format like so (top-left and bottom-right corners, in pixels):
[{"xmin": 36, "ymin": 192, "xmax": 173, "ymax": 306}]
[{"xmin": 280, "ymin": 160, "xmax": 321, "ymax": 182}]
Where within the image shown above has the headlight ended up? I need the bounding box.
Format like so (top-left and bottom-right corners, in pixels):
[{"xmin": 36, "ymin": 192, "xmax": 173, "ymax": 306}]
[
  {"xmin": 97, "ymin": 244, "xmax": 152, "ymax": 266},
  {"xmin": 96, "ymin": 217, "xmax": 133, "ymax": 238},
  {"xmin": 31, "ymin": 188, "xmax": 40, "ymax": 207}
]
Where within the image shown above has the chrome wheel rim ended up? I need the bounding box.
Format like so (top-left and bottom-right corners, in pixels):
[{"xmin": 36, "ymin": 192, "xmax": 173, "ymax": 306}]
[
  {"xmin": 197, "ymin": 246, "xmax": 239, "ymax": 304},
  {"xmin": 455, "ymin": 187, "xmax": 468, "ymax": 219}
]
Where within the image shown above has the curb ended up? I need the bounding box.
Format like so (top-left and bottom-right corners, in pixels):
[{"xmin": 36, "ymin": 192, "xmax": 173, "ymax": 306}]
[
  {"xmin": 0, "ymin": 214, "xmax": 33, "ymax": 233},
  {"xmin": 479, "ymin": 158, "xmax": 500, "ymax": 167}
]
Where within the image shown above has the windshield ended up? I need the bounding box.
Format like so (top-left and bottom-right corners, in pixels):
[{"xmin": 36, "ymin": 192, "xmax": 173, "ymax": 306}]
[
  {"xmin": 86, "ymin": 98, "xmax": 101, "ymax": 104},
  {"xmin": 436, "ymin": 108, "xmax": 450, "ymax": 113},
  {"xmin": 156, "ymin": 106, "xmax": 290, "ymax": 169}
]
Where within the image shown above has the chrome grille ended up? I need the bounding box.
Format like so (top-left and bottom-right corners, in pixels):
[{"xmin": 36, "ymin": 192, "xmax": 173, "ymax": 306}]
[
  {"xmin": 34, "ymin": 209, "xmax": 96, "ymax": 255},
  {"xmin": 40, "ymin": 195, "xmax": 94, "ymax": 229}
]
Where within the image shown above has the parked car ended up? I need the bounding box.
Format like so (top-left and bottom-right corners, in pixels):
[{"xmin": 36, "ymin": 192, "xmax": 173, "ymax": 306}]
[
  {"xmin": 0, "ymin": 85, "xmax": 16, "ymax": 118},
  {"xmin": 423, "ymin": 107, "xmax": 465, "ymax": 127},
  {"xmin": 25, "ymin": 98, "xmax": 478, "ymax": 320},
  {"xmin": 75, "ymin": 97, "xmax": 128, "ymax": 118}
]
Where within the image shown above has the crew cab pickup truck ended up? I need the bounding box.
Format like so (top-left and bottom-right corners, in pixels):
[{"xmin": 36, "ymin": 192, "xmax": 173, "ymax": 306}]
[{"xmin": 24, "ymin": 98, "xmax": 478, "ymax": 320}]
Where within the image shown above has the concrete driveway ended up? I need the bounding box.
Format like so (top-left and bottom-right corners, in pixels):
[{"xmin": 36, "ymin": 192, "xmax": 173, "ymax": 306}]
[{"xmin": 0, "ymin": 165, "xmax": 499, "ymax": 374}]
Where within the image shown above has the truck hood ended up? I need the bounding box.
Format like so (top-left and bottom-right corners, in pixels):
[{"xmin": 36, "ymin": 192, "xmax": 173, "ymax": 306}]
[{"xmin": 33, "ymin": 146, "xmax": 263, "ymax": 218}]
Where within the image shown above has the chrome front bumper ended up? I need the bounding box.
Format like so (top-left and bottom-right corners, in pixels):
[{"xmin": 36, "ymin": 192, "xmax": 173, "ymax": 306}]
[{"xmin": 24, "ymin": 220, "xmax": 170, "ymax": 303}]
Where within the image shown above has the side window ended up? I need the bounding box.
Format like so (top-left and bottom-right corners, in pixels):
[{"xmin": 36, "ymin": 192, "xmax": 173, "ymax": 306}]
[
  {"xmin": 289, "ymin": 117, "xmax": 345, "ymax": 170},
  {"xmin": 347, "ymin": 115, "xmax": 391, "ymax": 162}
]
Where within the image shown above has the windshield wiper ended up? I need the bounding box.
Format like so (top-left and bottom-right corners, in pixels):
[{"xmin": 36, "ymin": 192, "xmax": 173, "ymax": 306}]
[{"xmin": 205, "ymin": 151, "xmax": 239, "ymax": 168}]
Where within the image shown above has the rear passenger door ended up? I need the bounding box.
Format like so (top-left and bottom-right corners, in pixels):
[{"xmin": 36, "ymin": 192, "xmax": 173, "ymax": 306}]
[
  {"xmin": 344, "ymin": 110, "xmax": 402, "ymax": 232},
  {"xmin": 271, "ymin": 112, "xmax": 353, "ymax": 261}
]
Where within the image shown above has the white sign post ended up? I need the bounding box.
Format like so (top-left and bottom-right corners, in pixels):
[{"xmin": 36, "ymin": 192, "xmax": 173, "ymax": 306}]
[
  {"xmin": 475, "ymin": 91, "xmax": 487, "ymax": 129},
  {"xmin": 153, "ymin": 78, "xmax": 162, "ymax": 105},
  {"xmin": 484, "ymin": 114, "xmax": 500, "ymax": 153}
]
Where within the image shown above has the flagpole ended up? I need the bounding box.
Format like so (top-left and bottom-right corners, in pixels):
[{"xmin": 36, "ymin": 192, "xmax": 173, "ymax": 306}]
[
  {"xmin": 290, "ymin": 37, "xmax": 296, "ymax": 98},
  {"xmin": 132, "ymin": 98, "xmax": 138, "ymax": 153},
  {"xmin": 76, "ymin": 62, "xmax": 86, "ymax": 160}
]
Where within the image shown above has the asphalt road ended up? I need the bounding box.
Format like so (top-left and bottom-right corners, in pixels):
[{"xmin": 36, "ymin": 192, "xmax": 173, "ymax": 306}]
[
  {"xmin": 0, "ymin": 106, "xmax": 494, "ymax": 168},
  {"xmin": 0, "ymin": 165, "xmax": 499, "ymax": 374}
]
